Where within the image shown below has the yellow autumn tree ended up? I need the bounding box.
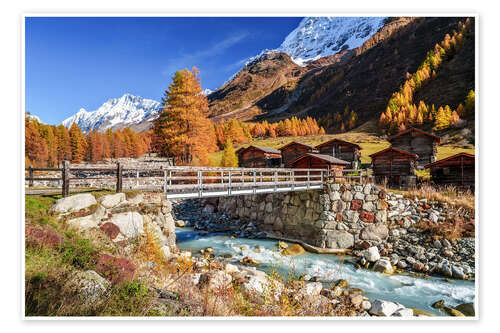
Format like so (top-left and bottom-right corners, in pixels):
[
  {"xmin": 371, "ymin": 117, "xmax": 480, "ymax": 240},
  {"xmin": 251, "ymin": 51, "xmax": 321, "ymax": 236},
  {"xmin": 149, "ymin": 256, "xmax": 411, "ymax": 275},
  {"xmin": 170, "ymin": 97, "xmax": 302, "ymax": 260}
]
[
  {"xmin": 152, "ymin": 67, "xmax": 217, "ymax": 165},
  {"xmin": 220, "ymin": 139, "xmax": 238, "ymax": 167}
]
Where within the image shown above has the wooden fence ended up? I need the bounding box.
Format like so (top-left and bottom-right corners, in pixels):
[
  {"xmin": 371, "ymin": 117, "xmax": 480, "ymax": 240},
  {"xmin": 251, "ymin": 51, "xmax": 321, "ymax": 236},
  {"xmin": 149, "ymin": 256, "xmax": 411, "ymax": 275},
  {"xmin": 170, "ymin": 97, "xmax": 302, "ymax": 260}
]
[{"xmin": 25, "ymin": 161, "xmax": 372, "ymax": 198}]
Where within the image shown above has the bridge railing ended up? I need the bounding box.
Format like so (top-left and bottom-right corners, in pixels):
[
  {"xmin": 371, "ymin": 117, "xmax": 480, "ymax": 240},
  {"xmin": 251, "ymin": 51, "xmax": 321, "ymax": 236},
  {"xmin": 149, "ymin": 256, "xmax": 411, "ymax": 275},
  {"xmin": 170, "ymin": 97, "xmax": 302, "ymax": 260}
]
[
  {"xmin": 25, "ymin": 162, "xmax": 373, "ymax": 198},
  {"xmin": 161, "ymin": 166, "xmax": 328, "ymax": 199}
]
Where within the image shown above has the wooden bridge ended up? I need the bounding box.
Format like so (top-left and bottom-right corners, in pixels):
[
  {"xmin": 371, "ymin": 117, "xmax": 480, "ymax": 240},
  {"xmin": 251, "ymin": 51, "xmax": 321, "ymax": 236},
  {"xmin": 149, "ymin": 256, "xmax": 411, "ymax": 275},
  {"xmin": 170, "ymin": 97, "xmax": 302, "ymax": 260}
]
[{"xmin": 25, "ymin": 162, "xmax": 371, "ymax": 199}]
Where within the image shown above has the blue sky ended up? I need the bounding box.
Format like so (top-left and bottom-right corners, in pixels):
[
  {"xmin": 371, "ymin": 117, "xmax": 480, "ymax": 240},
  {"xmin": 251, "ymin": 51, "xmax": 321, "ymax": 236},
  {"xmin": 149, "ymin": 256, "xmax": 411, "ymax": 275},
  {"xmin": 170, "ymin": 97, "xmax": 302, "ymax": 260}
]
[{"xmin": 25, "ymin": 17, "xmax": 303, "ymax": 125}]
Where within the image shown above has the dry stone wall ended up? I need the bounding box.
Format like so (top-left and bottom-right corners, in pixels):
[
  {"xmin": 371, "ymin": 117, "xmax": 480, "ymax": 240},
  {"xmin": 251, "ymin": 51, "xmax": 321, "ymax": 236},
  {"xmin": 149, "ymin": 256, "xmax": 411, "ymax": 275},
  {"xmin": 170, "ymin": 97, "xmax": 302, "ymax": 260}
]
[{"xmin": 217, "ymin": 183, "xmax": 389, "ymax": 248}]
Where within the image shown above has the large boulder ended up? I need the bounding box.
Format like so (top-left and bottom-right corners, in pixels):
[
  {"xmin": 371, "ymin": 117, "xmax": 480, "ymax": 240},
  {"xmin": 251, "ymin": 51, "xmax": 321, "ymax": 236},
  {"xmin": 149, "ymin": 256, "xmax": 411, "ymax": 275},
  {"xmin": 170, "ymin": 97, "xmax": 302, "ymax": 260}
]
[
  {"xmin": 455, "ymin": 303, "xmax": 475, "ymax": 316},
  {"xmin": 325, "ymin": 230, "xmax": 354, "ymax": 249},
  {"xmin": 67, "ymin": 205, "xmax": 106, "ymax": 232},
  {"xmin": 363, "ymin": 246, "xmax": 381, "ymax": 262},
  {"xmin": 369, "ymin": 299, "xmax": 399, "ymax": 316},
  {"xmin": 359, "ymin": 223, "xmax": 389, "ymax": 241},
  {"xmin": 51, "ymin": 193, "xmax": 97, "ymax": 214},
  {"xmin": 63, "ymin": 270, "xmax": 109, "ymax": 303},
  {"xmin": 109, "ymin": 212, "xmax": 144, "ymax": 239},
  {"xmin": 281, "ymin": 244, "xmax": 306, "ymax": 256},
  {"xmin": 100, "ymin": 193, "xmax": 126, "ymax": 209}
]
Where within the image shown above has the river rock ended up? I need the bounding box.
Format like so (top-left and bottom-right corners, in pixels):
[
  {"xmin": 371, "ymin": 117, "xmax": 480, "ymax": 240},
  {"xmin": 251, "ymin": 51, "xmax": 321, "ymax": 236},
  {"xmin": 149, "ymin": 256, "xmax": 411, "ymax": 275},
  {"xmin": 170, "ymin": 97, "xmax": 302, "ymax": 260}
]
[
  {"xmin": 100, "ymin": 193, "xmax": 126, "ymax": 209},
  {"xmin": 373, "ymin": 259, "xmax": 394, "ymax": 274},
  {"xmin": 432, "ymin": 300, "xmax": 445, "ymax": 308},
  {"xmin": 281, "ymin": 243, "xmax": 306, "ymax": 256},
  {"xmin": 359, "ymin": 223, "xmax": 389, "ymax": 241},
  {"xmin": 369, "ymin": 299, "xmax": 399, "ymax": 316},
  {"xmin": 393, "ymin": 307, "xmax": 414, "ymax": 317},
  {"xmin": 349, "ymin": 294, "xmax": 364, "ymax": 307},
  {"xmin": 225, "ymin": 263, "xmax": 239, "ymax": 274},
  {"xmin": 200, "ymin": 271, "xmax": 232, "ymax": 292},
  {"xmin": 63, "ymin": 270, "xmax": 109, "ymax": 303},
  {"xmin": 363, "ymin": 246, "xmax": 381, "ymax": 262},
  {"xmin": 441, "ymin": 306, "xmax": 466, "ymax": 317},
  {"xmin": 67, "ymin": 205, "xmax": 106, "ymax": 232},
  {"xmin": 455, "ymin": 303, "xmax": 475, "ymax": 316},
  {"xmin": 325, "ymin": 230, "xmax": 354, "ymax": 249},
  {"xmin": 51, "ymin": 193, "xmax": 97, "ymax": 214},
  {"xmin": 361, "ymin": 300, "xmax": 372, "ymax": 310}
]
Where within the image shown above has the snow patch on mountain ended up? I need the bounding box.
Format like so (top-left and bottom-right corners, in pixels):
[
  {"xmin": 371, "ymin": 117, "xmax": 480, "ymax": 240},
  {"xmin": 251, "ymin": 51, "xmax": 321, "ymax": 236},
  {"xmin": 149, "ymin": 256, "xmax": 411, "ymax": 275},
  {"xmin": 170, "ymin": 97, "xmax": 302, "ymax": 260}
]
[
  {"xmin": 62, "ymin": 94, "xmax": 162, "ymax": 132},
  {"xmin": 277, "ymin": 17, "xmax": 387, "ymax": 65}
]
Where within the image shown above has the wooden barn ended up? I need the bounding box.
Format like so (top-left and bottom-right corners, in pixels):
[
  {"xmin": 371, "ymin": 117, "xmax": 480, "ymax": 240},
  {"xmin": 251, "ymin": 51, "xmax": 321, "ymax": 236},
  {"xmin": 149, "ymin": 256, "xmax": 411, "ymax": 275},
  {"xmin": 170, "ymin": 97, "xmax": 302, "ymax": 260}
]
[
  {"xmin": 370, "ymin": 147, "xmax": 418, "ymax": 189},
  {"xmin": 424, "ymin": 152, "xmax": 475, "ymax": 190},
  {"xmin": 315, "ymin": 139, "xmax": 362, "ymax": 169},
  {"xmin": 387, "ymin": 127, "xmax": 440, "ymax": 168},
  {"xmin": 236, "ymin": 145, "xmax": 282, "ymax": 168},
  {"xmin": 279, "ymin": 141, "xmax": 318, "ymax": 166},
  {"xmin": 289, "ymin": 153, "xmax": 350, "ymax": 177}
]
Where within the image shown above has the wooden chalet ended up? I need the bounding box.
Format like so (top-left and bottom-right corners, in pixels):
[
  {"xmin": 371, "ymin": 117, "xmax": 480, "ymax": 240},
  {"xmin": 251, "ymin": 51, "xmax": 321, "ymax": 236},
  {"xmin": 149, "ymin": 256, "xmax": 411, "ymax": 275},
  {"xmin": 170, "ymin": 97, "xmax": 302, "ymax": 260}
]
[
  {"xmin": 370, "ymin": 147, "xmax": 418, "ymax": 189},
  {"xmin": 387, "ymin": 127, "xmax": 440, "ymax": 168},
  {"xmin": 289, "ymin": 153, "xmax": 350, "ymax": 177},
  {"xmin": 315, "ymin": 139, "xmax": 362, "ymax": 169},
  {"xmin": 424, "ymin": 152, "xmax": 475, "ymax": 190},
  {"xmin": 279, "ymin": 141, "xmax": 318, "ymax": 166},
  {"xmin": 236, "ymin": 145, "xmax": 282, "ymax": 168}
]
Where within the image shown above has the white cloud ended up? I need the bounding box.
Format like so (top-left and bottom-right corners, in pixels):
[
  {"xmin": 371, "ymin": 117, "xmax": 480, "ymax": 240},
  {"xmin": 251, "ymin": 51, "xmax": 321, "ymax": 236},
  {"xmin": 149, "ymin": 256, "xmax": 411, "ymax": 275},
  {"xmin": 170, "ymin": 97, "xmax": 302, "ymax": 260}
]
[{"xmin": 162, "ymin": 32, "xmax": 249, "ymax": 77}]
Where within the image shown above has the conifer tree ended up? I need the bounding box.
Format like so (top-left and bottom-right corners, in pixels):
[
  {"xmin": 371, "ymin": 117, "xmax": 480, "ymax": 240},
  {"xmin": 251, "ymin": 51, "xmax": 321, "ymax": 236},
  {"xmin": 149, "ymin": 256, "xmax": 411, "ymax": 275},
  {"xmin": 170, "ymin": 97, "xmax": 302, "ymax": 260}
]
[
  {"xmin": 465, "ymin": 90, "xmax": 475, "ymax": 114},
  {"xmin": 152, "ymin": 68, "xmax": 217, "ymax": 165},
  {"xmin": 69, "ymin": 123, "xmax": 86, "ymax": 163},
  {"xmin": 220, "ymin": 139, "xmax": 238, "ymax": 167}
]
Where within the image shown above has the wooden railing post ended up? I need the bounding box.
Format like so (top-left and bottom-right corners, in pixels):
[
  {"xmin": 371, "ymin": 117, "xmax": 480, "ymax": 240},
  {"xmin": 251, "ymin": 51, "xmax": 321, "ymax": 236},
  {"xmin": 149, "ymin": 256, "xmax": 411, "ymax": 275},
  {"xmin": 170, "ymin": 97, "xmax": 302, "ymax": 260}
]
[
  {"xmin": 62, "ymin": 160, "xmax": 70, "ymax": 197},
  {"xmin": 253, "ymin": 170, "xmax": 257, "ymax": 194},
  {"xmin": 274, "ymin": 171, "xmax": 278, "ymax": 192},
  {"xmin": 198, "ymin": 170, "xmax": 203, "ymax": 198},
  {"xmin": 136, "ymin": 170, "xmax": 139, "ymax": 187},
  {"xmin": 116, "ymin": 162, "xmax": 123, "ymax": 193},
  {"xmin": 291, "ymin": 170, "xmax": 295, "ymax": 191},
  {"xmin": 307, "ymin": 170, "xmax": 310, "ymax": 189},
  {"xmin": 228, "ymin": 170, "xmax": 232, "ymax": 196},
  {"xmin": 163, "ymin": 167, "xmax": 167, "ymax": 194},
  {"xmin": 28, "ymin": 166, "xmax": 33, "ymax": 187}
]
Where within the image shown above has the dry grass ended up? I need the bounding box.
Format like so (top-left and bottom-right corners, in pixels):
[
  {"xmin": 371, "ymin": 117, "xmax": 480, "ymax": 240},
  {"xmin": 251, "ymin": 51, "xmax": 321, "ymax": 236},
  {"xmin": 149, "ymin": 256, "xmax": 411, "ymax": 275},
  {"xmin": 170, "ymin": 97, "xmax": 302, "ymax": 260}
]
[{"xmin": 401, "ymin": 185, "xmax": 475, "ymax": 211}]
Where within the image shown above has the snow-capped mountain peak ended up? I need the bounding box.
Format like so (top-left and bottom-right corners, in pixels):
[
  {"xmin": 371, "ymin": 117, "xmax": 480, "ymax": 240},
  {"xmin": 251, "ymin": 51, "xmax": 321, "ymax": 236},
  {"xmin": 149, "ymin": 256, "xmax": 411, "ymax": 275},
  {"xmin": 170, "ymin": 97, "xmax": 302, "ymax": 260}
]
[
  {"xmin": 278, "ymin": 16, "xmax": 387, "ymax": 65},
  {"xmin": 62, "ymin": 94, "xmax": 162, "ymax": 132}
]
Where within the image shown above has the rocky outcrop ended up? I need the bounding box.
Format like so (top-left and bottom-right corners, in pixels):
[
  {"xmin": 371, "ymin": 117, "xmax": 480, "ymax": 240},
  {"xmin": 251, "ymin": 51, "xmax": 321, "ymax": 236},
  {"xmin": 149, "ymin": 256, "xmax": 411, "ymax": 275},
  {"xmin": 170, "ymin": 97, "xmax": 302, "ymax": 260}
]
[
  {"xmin": 51, "ymin": 192, "xmax": 177, "ymax": 257},
  {"xmin": 25, "ymin": 225, "xmax": 64, "ymax": 249}
]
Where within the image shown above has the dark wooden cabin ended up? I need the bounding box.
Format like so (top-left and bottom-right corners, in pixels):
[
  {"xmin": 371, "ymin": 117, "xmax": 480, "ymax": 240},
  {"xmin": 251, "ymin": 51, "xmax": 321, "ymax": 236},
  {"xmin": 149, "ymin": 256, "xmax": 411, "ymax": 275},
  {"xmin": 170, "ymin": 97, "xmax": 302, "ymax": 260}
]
[
  {"xmin": 424, "ymin": 153, "xmax": 475, "ymax": 190},
  {"xmin": 236, "ymin": 145, "xmax": 282, "ymax": 168},
  {"xmin": 315, "ymin": 139, "xmax": 362, "ymax": 169},
  {"xmin": 279, "ymin": 141, "xmax": 318, "ymax": 166},
  {"xmin": 289, "ymin": 153, "xmax": 350, "ymax": 177},
  {"xmin": 387, "ymin": 127, "xmax": 440, "ymax": 168},
  {"xmin": 370, "ymin": 147, "xmax": 418, "ymax": 189}
]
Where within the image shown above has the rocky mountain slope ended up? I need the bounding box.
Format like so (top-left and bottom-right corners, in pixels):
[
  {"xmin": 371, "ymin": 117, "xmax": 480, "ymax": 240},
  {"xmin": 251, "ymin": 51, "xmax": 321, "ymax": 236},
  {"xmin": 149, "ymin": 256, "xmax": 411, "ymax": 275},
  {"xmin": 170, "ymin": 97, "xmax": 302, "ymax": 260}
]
[
  {"xmin": 209, "ymin": 17, "xmax": 475, "ymax": 132},
  {"xmin": 62, "ymin": 94, "xmax": 162, "ymax": 133}
]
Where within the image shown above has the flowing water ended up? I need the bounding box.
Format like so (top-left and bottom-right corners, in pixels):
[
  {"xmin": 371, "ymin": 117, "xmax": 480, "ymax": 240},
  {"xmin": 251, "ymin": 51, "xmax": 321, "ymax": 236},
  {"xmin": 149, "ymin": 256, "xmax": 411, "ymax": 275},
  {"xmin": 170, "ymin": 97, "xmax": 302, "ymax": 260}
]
[{"xmin": 176, "ymin": 227, "xmax": 475, "ymax": 316}]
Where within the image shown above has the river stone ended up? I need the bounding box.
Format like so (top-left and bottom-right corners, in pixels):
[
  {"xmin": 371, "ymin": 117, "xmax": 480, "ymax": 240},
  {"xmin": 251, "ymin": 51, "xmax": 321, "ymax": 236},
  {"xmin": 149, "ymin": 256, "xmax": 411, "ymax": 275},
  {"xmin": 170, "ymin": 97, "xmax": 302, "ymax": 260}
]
[
  {"xmin": 393, "ymin": 308, "xmax": 414, "ymax": 317},
  {"xmin": 63, "ymin": 270, "xmax": 109, "ymax": 303},
  {"xmin": 369, "ymin": 299, "xmax": 399, "ymax": 316},
  {"xmin": 455, "ymin": 303, "xmax": 475, "ymax": 316},
  {"xmin": 51, "ymin": 193, "xmax": 97, "ymax": 214},
  {"xmin": 363, "ymin": 246, "xmax": 381, "ymax": 262},
  {"xmin": 100, "ymin": 193, "xmax": 126, "ymax": 209},
  {"xmin": 200, "ymin": 271, "xmax": 232, "ymax": 292},
  {"xmin": 325, "ymin": 230, "xmax": 354, "ymax": 249},
  {"xmin": 359, "ymin": 223, "xmax": 389, "ymax": 241},
  {"xmin": 373, "ymin": 259, "xmax": 394, "ymax": 274},
  {"xmin": 109, "ymin": 212, "xmax": 144, "ymax": 239}
]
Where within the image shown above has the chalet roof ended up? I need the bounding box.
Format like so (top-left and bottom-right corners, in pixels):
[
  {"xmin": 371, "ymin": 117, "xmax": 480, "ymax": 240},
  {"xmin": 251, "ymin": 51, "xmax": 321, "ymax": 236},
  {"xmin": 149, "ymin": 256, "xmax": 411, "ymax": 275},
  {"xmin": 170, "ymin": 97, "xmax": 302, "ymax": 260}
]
[
  {"xmin": 424, "ymin": 152, "xmax": 475, "ymax": 169},
  {"xmin": 387, "ymin": 127, "xmax": 441, "ymax": 143},
  {"xmin": 236, "ymin": 145, "xmax": 281, "ymax": 155},
  {"xmin": 369, "ymin": 146, "xmax": 419, "ymax": 159},
  {"xmin": 290, "ymin": 153, "xmax": 350, "ymax": 166},
  {"xmin": 279, "ymin": 141, "xmax": 318, "ymax": 151},
  {"xmin": 315, "ymin": 138, "xmax": 362, "ymax": 150}
]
